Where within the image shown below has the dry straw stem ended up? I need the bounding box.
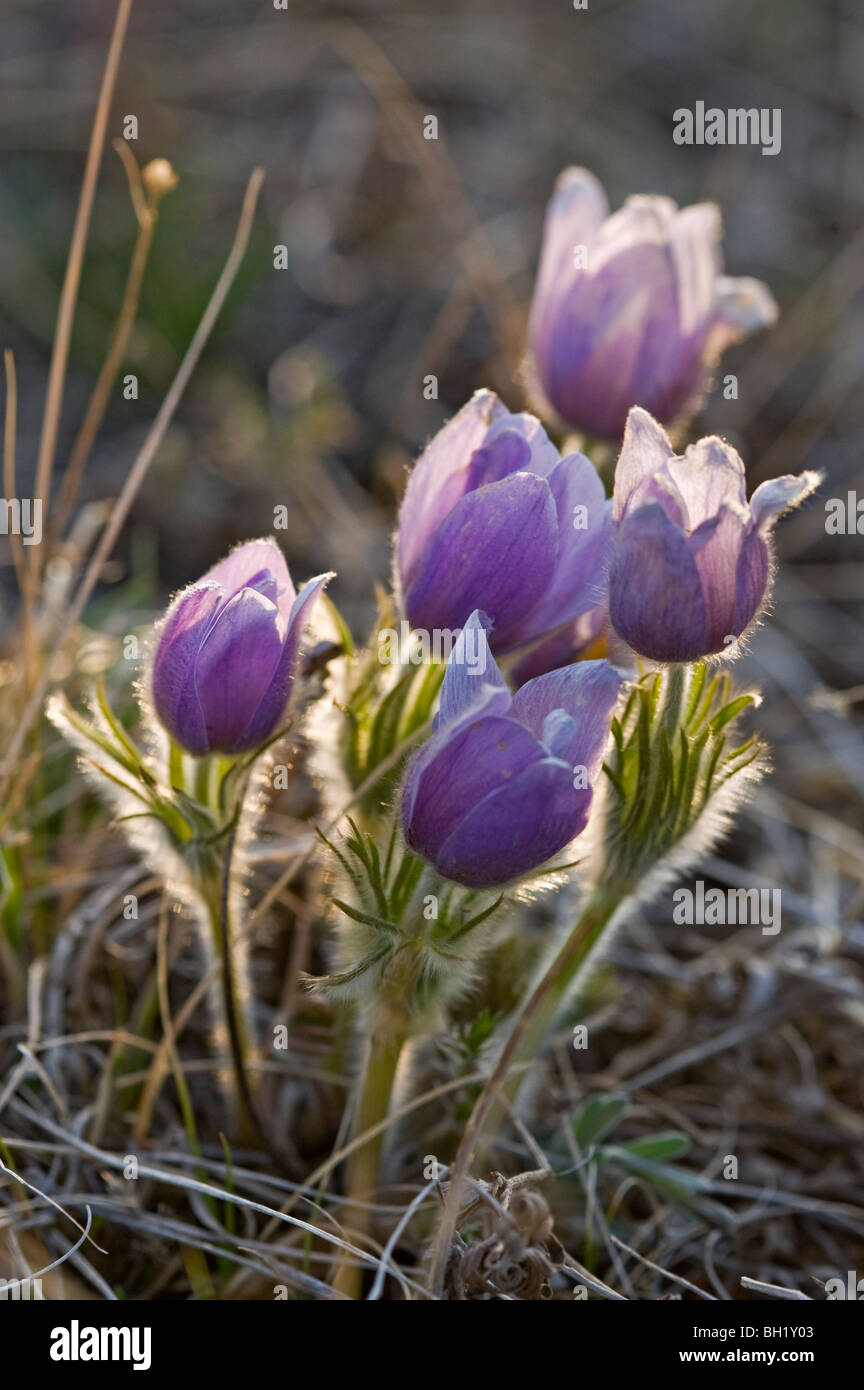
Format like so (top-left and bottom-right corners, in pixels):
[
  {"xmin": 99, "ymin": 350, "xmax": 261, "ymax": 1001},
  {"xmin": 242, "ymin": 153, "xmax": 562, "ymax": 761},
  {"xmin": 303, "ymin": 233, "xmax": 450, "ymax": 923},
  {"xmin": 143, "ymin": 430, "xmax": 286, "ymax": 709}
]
[
  {"xmin": 51, "ymin": 142, "xmax": 177, "ymax": 540},
  {"xmin": 426, "ymin": 891, "xmax": 621, "ymax": 1296},
  {"xmin": 8, "ymin": 1101, "xmax": 417, "ymax": 1297},
  {"xmin": 30, "ymin": 0, "xmax": 134, "ymax": 574},
  {"xmin": 1, "ymin": 165, "xmax": 266, "ymax": 807}
]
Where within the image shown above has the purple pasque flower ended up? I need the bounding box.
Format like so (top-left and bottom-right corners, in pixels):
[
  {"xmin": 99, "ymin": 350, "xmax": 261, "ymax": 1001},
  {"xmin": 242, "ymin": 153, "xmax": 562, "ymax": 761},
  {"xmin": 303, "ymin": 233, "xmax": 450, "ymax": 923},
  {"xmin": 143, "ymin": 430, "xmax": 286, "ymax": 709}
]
[
  {"xmin": 608, "ymin": 408, "xmax": 819, "ymax": 664},
  {"xmin": 527, "ymin": 167, "xmax": 778, "ymax": 441},
  {"xmin": 397, "ymin": 389, "xmax": 609, "ymax": 653},
  {"xmin": 152, "ymin": 539, "xmax": 332, "ymax": 756},
  {"xmin": 401, "ymin": 612, "xmax": 622, "ymax": 889}
]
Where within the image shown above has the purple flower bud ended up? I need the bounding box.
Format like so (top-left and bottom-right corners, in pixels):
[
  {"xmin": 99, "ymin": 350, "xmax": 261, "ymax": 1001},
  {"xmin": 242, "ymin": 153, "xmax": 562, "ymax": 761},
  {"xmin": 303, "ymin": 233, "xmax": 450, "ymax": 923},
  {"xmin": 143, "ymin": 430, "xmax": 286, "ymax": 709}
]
[
  {"xmin": 397, "ymin": 390, "xmax": 610, "ymax": 653},
  {"xmin": 152, "ymin": 539, "xmax": 332, "ymax": 756},
  {"xmin": 401, "ymin": 612, "xmax": 622, "ymax": 888},
  {"xmin": 527, "ymin": 167, "xmax": 778, "ymax": 441},
  {"xmin": 608, "ymin": 408, "xmax": 819, "ymax": 664}
]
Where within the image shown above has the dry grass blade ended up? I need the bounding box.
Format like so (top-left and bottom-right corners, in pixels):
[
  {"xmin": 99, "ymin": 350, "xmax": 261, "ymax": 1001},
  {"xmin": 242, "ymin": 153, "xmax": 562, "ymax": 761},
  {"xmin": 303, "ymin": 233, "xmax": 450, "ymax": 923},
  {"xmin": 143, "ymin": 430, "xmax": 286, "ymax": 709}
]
[
  {"xmin": 31, "ymin": 0, "xmax": 135, "ymax": 558},
  {"xmin": 1, "ymin": 165, "xmax": 266, "ymax": 797}
]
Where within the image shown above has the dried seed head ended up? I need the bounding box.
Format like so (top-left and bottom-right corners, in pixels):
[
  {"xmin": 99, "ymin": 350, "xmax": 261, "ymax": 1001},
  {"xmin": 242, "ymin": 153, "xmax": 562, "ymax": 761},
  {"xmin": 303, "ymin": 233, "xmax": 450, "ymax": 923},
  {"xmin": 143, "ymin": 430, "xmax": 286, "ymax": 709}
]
[{"xmin": 447, "ymin": 1178, "xmax": 564, "ymax": 1300}]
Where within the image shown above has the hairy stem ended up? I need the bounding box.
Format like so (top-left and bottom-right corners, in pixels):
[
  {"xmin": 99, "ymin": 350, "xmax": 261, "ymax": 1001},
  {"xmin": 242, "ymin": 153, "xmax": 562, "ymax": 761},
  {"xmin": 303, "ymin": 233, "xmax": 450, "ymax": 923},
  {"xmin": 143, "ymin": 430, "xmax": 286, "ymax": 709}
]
[
  {"xmin": 426, "ymin": 882, "xmax": 627, "ymax": 1297},
  {"xmin": 208, "ymin": 823, "xmax": 259, "ymax": 1142},
  {"xmin": 332, "ymin": 1003, "xmax": 411, "ymax": 1298}
]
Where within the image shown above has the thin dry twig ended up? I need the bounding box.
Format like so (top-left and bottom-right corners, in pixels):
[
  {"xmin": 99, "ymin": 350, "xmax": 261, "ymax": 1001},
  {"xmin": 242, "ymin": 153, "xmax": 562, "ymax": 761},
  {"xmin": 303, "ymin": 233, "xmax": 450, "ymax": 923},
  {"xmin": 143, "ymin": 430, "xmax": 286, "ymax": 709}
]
[
  {"xmin": 31, "ymin": 0, "xmax": 135, "ymax": 557},
  {"xmin": 1, "ymin": 165, "xmax": 266, "ymax": 801}
]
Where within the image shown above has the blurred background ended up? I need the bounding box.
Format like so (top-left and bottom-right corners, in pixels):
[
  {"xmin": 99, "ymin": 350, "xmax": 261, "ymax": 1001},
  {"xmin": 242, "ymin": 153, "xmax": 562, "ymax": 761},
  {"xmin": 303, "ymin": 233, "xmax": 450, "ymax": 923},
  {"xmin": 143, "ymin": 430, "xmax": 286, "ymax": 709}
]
[
  {"xmin": 2, "ymin": 0, "xmax": 862, "ymax": 634},
  {"xmin": 2, "ymin": 0, "xmax": 864, "ymax": 1298}
]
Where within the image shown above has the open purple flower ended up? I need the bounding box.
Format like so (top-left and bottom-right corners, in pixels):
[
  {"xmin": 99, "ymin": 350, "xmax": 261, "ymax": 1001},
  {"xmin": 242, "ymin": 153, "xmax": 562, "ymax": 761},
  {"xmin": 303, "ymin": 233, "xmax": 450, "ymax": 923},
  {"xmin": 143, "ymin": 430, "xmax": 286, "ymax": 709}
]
[
  {"xmin": 397, "ymin": 389, "xmax": 609, "ymax": 653},
  {"xmin": 401, "ymin": 612, "xmax": 622, "ymax": 889},
  {"xmin": 152, "ymin": 539, "xmax": 331, "ymax": 756},
  {"xmin": 608, "ymin": 408, "xmax": 819, "ymax": 664},
  {"xmin": 527, "ymin": 167, "xmax": 778, "ymax": 441}
]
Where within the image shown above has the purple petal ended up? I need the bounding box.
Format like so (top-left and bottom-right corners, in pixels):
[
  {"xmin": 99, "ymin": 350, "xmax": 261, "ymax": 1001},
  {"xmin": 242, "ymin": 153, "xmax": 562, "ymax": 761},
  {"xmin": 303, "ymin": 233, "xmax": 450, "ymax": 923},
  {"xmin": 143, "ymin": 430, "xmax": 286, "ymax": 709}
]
[
  {"xmin": 708, "ymin": 275, "xmax": 778, "ymax": 357},
  {"xmin": 151, "ymin": 583, "xmax": 222, "ymax": 755},
  {"xmin": 205, "ymin": 538, "xmax": 293, "ymax": 605},
  {"xmin": 434, "ymin": 758, "xmax": 592, "ymax": 889},
  {"xmin": 749, "ymin": 471, "xmax": 821, "ymax": 533},
  {"xmin": 511, "ymin": 658, "xmax": 623, "ymax": 775},
  {"xmin": 403, "ymin": 471, "xmax": 558, "ymax": 639},
  {"xmin": 484, "ymin": 410, "xmax": 561, "ymax": 478},
  {"xmin": 194, "ymin": 588, "xmax": 285, "ymax": 752},
  {"xmin": 528, "ymin": 166, "xmax": 609, "ymax": 353},
  {"xmin": 613, "ymin": 408, "xmax": 677, "ymax": 521},
  {"xmin": 402, "ymin": 715, "xmax": 546, "ymax": 864},
  {"xmin": 466, "ymin": 429, "xmax": 532, "ymax": 489},
  {"xmin": 733, "ymin": 528, "xmax": 771, "ymax": 635},
  {"xmin": 624, "ymin": 469, "xmax": 688, "ymax": 528},
  {"xmin": 668, "ymin": 435, "xmax": 748, "ymax": 530},
  {"xmin": 668, "ymin": 202, "xmax": 723, "ymax": 336},
  {"xmin": 609, "ymin": 502, "xmax": 707, "ymax": 662},
  {"xmin": 398, "ymin": 390, "xmax": 507, "ymax": 587},
  {"xmin": 688, "ymin": 505, "xmax": 749, "ymax": 652},
  {"xmin": 236, "ymin": 571, "xmax": 332, "ymax": 749},
  {"xmin": 499, "ymin": 453, "xmax": 610, "ymax": 649},
  {"xmin": 436, "ymin": 611, "xmax": 512, "ymax": 734}
]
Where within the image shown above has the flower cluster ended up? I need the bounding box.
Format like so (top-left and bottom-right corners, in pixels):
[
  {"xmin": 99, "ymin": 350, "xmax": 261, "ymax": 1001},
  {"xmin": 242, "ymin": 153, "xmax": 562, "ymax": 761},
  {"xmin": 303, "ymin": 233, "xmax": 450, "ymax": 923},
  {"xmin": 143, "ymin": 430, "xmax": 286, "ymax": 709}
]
[
  {"xmin": 123, "ymin": 167, "xmax": 817, "ymax": 899},
  {"xmin": 50, "ymin": 163, "xmax": 823, "ymax": 1280}
]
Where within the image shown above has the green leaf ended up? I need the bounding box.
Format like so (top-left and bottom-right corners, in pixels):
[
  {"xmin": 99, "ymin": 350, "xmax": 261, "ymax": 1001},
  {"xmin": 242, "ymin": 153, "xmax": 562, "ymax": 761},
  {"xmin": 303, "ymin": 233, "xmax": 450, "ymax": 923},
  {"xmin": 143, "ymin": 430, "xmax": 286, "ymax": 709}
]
[
  {"xmin": 709, "ymin": 694, "xmax": 755, "ymax": 735},
  {"xmin": 301, "ymin": 943, "xmax": 392, "ymax": 990},
  {"xmin": 445, "ymin": 893, "xmax": 503, "ymax": 942},
  {"xmin": 573, "ymin": 1093, "xmax": 629, "ymax": 1149},
  {"xmin": 332, "ymin": 898, "xmax": 400, "ymax": 934},
  {"xmin": 612, "ymin": 1131, "xmax": 691, "ymax": 1162}
]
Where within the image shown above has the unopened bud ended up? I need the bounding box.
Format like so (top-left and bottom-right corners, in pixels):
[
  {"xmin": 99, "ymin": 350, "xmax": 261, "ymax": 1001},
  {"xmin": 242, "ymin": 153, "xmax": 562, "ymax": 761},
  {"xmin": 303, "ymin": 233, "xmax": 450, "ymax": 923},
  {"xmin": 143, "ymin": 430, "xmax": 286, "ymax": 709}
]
[{"xmin": 142, "ymin": 158, "xmax": 178, "ymax": 201}]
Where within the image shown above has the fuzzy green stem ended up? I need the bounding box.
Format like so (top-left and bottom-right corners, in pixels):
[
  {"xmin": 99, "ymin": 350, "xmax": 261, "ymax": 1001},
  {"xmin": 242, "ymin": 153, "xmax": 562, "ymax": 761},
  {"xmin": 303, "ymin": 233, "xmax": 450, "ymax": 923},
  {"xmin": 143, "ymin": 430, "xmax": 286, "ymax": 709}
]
[
  {"xmin": 426, "ymin": 881, "xmax": 628, "ymax": 1297},
  {"xmin": 332, "ymin": 1000, "xmax": 411, "ymax": 1298},
  {"xmin": 661, "ymin": 663, "xmax": 688, "ymax": 737},
  {"xmin": 202, "ymin": 825, "xmax": 260, "ymax": 1145}
]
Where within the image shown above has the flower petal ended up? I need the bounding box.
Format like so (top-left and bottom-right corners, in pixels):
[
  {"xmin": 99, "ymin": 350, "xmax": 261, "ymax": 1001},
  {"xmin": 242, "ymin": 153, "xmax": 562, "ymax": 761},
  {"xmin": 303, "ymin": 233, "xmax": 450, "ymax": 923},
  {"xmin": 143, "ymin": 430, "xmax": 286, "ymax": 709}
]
[
  {"xmin": 528, "ymin": 166, "xmax": 609, "ymax": 349},
  {"xmin": 668, "ymin": 435, "xmax": 748, "ymax": 530},
  {"xmin": 613, "ymin": 408, "xmax": 677, "ymax": 521},
  {"xmin": 398, "ymin": 389, "xmax": 507, "ymax": 587},
  {"xmin": 194, "ymin": 588, "xmax": 285, "ymax": 752},
  {"xmin": 500, "ymin": 453, "xmax": 610, "ymax": 648},
  {"xmin": 465, "ymin": 429, "xmax": 532, "ymax": 489},
  {"xmin": 403, "ymin": 471, "xmax": 558, "ymax": 638},
  {"xmin": 609, "ymin": 502, "xmax": 708, "ymax": 662},
  {"xmin": 434, "ymin": 758, "xmax": 590, "ymax": 889},
  {"xmin": 669, "ymin": 202, "xmax": 723, "ymax": 336},
  {"xmin": 236, "ymin": 571, "xmax": 332, "ymax": 749},
  {"xmin": 511, "ymin": 658, "xmax": 623, "ymax": 774},
  {"xmin": 749, "ymin": 471, "xmax": 821, "ymax": 533},
  {"xmin": 485, "ymin": 410, "xmax": 561, "ymax": 478},
  {"xmin": 436, "ymin": 611, "xmax": 512, "ymax": 735},
  {"xmin": 733, "ymin": 528, "xmax": 771, "ymax": 636},
  {"xmin": 204, "ymin": 538, "xmax": 293, "ymax": 606},
  {"xmin": 402, "ymin": 715, "xmax": 545, "ymax": 865},
  {"xmin": 151, "ymin": 583, "xmax": 222, "ymax": 756},
  {"xmin": 688, "ymin": 504, "xmax": 749, "ymax": 652},
  {"xmin": 709, "ymin": 274, "xmax": 778, "ymax": 357}
]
